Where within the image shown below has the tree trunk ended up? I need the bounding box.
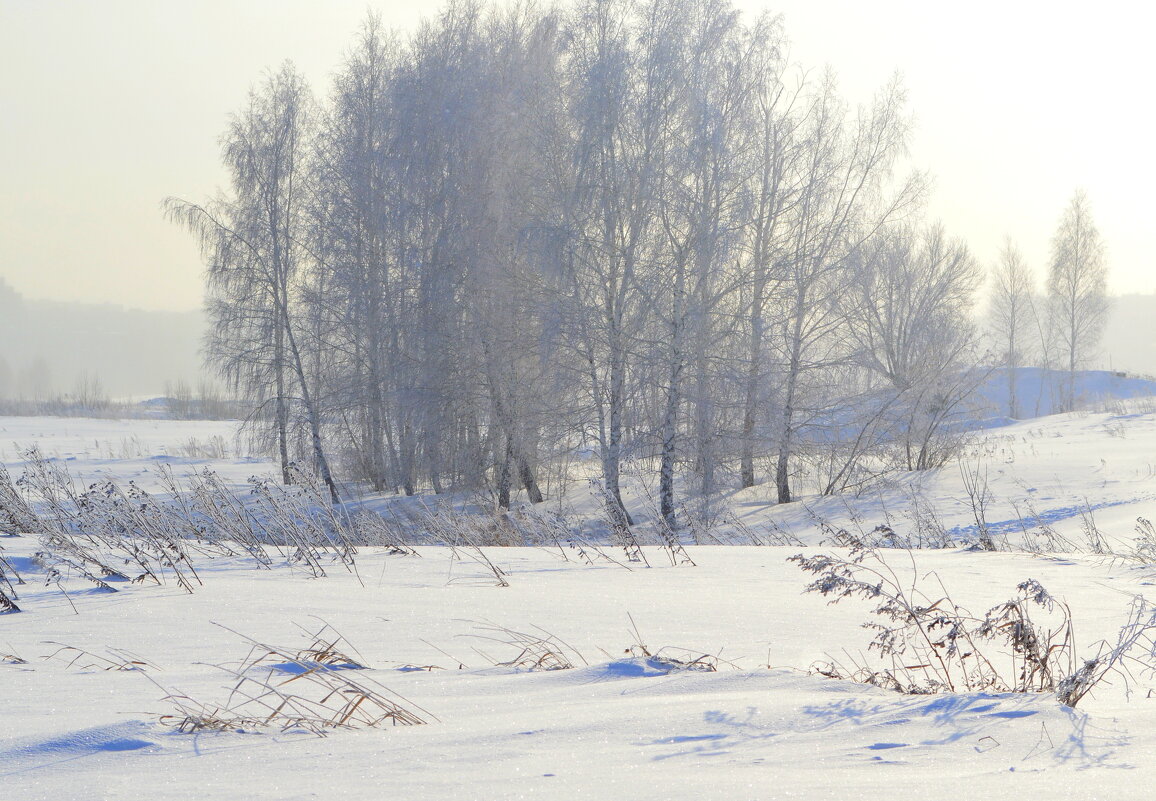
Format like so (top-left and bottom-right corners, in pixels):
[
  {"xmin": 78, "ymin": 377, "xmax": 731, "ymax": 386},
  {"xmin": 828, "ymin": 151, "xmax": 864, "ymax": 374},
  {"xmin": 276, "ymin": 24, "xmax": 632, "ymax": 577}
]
[
  {"xmin": 275, "ymin": 328, "xmax": 291, "ymax": 486},
  {"xmin": 496, "ymin": 435, "xmax": 512, "ymax": 510},
  {"xmin": 603, "ymin": 334, "xmax": 633, "ymax": 528}
]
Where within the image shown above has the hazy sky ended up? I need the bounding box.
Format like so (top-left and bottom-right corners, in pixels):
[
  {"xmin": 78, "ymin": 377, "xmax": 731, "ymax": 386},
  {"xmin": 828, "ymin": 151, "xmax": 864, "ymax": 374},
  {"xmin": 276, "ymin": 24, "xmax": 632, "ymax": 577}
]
[{"xmin": 2, "ymin": 0, "xmax": 1152, "ymax": 313}]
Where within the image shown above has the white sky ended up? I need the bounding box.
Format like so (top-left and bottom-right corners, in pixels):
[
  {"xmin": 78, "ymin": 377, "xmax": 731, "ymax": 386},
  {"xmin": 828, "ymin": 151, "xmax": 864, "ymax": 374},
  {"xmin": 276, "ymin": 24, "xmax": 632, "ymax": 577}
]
[{"xmin": 1, "ymin": 0, "xmax": 1152, "ymax": 313}]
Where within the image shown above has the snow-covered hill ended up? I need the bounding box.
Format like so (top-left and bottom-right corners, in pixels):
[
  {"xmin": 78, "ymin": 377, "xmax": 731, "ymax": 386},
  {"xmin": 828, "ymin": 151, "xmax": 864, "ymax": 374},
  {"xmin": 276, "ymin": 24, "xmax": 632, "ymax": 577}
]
[
  {"xmin": 5, "ymin": 409, "xmax": 1156, "ymax": 799},
  {"xmin": 974, "ymin": 366, "xmax": 1156, "ymax": 420}
]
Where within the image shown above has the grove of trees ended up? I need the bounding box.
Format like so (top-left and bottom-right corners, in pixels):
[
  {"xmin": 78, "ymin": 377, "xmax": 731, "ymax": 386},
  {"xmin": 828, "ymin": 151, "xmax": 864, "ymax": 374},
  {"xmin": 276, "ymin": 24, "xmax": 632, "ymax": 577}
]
[
  {"xmin": 989, "ymin": 191, "xmax": 1110, "ymax": 418},
  {"xmin": 170, "ymin": 0, "xmax": 1069, "ymax": 519}
]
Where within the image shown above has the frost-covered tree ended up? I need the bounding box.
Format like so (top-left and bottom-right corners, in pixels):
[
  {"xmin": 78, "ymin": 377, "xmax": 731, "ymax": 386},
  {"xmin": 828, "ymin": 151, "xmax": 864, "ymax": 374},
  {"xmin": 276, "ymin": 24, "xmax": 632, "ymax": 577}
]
[
  {"xmin": 1047, "ymin": 190, "xmax": 1108, "ymax": 411},
  {"xmin": 166, "ymin": 63, "xmax": 341, "ymax": 502},
  {"xmin": 309, "ymin": 13, "xmax": 400, "ymax": 493},
  {"xmin": 768, "ymin": 75, "xmax": 923, "ymax": 504},
  {"xmin": 844, "ymin": 223, "xmax": 982, "ymax": 470},
  {"xmin": 846, "ymin": 223, "xmax": 979, "ymax": 392},
  {"xmin": 989, "ymin": 238, "xmax": 1035, "ymax": 418},
  {"xmin": 171, "ymin": 0, "xmax": 1014, "ymax": 517}
]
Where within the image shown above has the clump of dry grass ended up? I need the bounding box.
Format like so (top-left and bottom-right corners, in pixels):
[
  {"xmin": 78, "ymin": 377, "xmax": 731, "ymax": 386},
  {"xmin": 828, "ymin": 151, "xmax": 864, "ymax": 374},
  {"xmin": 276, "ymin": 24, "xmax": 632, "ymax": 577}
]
[
  {"xmin": 287, "ymin": 621, "xmax": 367, "ymax": 671},
  {"xmin": 0, "ymin": 542, "xmax": 25, "ymax": 613},
  {"xmin": 465, "ymin": 622, "xmax": 586, "ymax": 671},
  {"xmin": 2, "ymin": 648, "xmax": 28, "ymax": 665},
  {"xmin": 624, "ymin": 643, "xmax": 720, "ymax": 672},
  {"xmin": 621, "ymin": 613, "xmax": 723, "ymax": 672},
  {"xmin": 0, "ymin": 462, "xmax": 41, "ymax": 536},
  {"xmin": 158, "ymin": 624, "xmax": 430, "ymax": 735},
  {"xmin": 0, "ymin": 586, "xmax": 19, "ymax": 614}
]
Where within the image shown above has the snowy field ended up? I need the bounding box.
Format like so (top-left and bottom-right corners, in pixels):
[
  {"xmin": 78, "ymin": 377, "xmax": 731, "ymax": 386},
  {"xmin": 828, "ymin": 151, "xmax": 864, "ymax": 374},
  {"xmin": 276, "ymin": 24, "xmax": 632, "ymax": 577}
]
[
  {"xmin": 6, "ymin": 411, "xmax": 1156, "ymax": 799},
  {"xmin": 0, "ymin": 415, "xmax": 260, "ymax": 489}
]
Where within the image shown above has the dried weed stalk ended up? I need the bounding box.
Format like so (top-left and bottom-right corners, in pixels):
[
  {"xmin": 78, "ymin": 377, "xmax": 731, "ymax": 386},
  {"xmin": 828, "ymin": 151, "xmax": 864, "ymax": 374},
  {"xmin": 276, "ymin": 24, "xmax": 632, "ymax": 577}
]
[
  {"xmin": 465, "ymin": 622, "xmax": 587, "ymax": 671},
  {"xmin": 0, "ymin": 462, "xmax": 41, "ymax": 535},
  {"xmin": 158, "ymin": 624, "xmax": 429, "ymax": 734},
  {"xmin": 42, "ymin": 642, "xmax": 157, "ymax": 671},
  {"xmin": 790, "ymin": 543, "xmax": 1156, "ymax": 707},
  {"xmin": 622, "ymin": 613, "xmax": 723, "ymax": 672},
  {"xmin": 2, "ymin": 649, "xmax": 28, "ymax": 665}
]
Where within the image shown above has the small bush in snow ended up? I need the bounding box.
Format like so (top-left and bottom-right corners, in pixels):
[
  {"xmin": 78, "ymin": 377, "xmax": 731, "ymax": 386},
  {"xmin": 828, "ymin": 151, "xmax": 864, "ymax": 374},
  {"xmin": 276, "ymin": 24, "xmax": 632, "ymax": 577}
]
[{"xmin": 790, "ymin": 543, "xmax": 1156, "ymax": 707}]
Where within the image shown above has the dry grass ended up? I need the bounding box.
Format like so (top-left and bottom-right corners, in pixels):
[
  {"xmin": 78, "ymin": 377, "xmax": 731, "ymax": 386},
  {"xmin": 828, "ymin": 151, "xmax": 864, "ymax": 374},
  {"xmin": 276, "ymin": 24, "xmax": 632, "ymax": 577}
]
[
  {"xmin": 42, "ymin": 642, "xmax": 157, "ymax": 672},
  {"xmin": 791, "ymin": 543, "xmax": 1156, "ymax": 707},
  {"xmin": 2, "ymin": 648, "xmax": 28, "ymax": 665},
  {"xmin": 623, "ymin": 643, "xmax": 720, "ymax": 672},
  {"xmin": 465, "ymin": 621, "xmax": 587, "ymax": 671},
  {"xmin": 157, "ymin": 624, "xmax": 430, "ymax": 735},
  {"xmin": 621, "ymin": 613, "xmax": 724, "ymax": 672},
  {"xmin": 287, "ymin": 621, "xmax": 367, "ymax": 670},
  {"xmin": 0, "ymin": 586, "xmax": 19, "ymax": 614}
]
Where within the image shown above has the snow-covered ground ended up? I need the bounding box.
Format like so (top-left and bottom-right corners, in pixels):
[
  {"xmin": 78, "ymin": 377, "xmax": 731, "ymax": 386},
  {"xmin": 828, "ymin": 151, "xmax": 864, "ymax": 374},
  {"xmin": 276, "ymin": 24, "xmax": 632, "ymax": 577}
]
[
  {"xmin": 6, "ymin": 409, "xmax": 1156, "ymax": 799},
  {"xmin": 0, "ymin": 415, "xmax": 260, "ymax": 489}
]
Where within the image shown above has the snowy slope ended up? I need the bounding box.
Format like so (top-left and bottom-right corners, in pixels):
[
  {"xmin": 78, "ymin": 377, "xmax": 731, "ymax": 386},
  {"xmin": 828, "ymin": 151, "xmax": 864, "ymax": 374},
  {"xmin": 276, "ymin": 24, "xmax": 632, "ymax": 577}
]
[
  {"xmin": 2, "ymin": 544, "xmax": 1153, "ymax": 800},
  {"xmin": 4, "ymin": 409, "xmax": 1156, "ymax": 799},
  {"xmin": 975, "ymin": 366, "xmax": 1156, "ymax": 420}
]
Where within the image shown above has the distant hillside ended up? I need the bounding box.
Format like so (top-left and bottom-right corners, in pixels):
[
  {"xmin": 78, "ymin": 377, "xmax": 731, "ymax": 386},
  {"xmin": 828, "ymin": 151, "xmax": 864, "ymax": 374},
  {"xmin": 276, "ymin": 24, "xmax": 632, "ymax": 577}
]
[
  {"xmin": 976, "ymin": 367, "xmax": 1156, "ymax": 421},
  {"xmin": 0, "ymin": 278, "xmax": 205, "ymax": 399}
]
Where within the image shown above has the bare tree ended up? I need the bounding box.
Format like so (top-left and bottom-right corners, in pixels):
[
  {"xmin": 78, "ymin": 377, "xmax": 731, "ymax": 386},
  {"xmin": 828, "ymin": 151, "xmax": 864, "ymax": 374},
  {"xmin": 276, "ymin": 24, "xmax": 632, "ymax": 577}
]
[
  {"xmin": 166, "ymin": 63, "xmax": 341, "ymax": 503},
  {"xmin": 559, "ymin": 0, "xmax": 667, "ymax": 531},
  {"xmin": 736, "ymin": 16, "xmax": 799, "ymax": 489},
  {"xmin": 1048, "ymin": 190, "xmax": 1108, "ymax": 411},
  {"xmin": 770, "ymin": 75, "xmax": 923, "ymax": 504},
  {"xmin": 842, "ymin": 223, "xmax": 983, "ymax": 470},
  {"xmin": 845, "ymin": 223, "xmax": 979, "ymax": 392},
  {"xmin": 989, "ymin": 238, "xmax": 1035, "ymax": 418},
  {"xmin": 646, "ymin": 0, "xmax": 771, "ymax": 525}
]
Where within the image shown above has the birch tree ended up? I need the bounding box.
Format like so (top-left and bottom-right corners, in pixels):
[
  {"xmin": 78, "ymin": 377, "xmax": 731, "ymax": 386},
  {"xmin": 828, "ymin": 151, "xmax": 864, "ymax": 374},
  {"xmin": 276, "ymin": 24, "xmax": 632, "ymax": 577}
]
[
  {"xmin": 166, "ymin": 63, "xmax": 341, "ymax": 502},
  {"xmin": 649, "ymin": 0, "xmax": 759, "ymax": 525},
  {"xmin": 989, "ymin": 238, "xmax": 1035, "ymax": 418},
  {"xmin": 310, "ymin": 14, "xmax": 399, "ymax": 491},
  {"xmin": 561, "ymin": 0, "xmax": 662, "ymax": 530},
  {"xmin": 770, "ymin": 75, "xmax": 922, "ymax": 504},
  {"xmin": 736, "ymin": 16, "xmax": 797, "ymax": 489},
  {"xmin": 1048, "ymin": 190, "xmax": 1108, "ymax": 411}
]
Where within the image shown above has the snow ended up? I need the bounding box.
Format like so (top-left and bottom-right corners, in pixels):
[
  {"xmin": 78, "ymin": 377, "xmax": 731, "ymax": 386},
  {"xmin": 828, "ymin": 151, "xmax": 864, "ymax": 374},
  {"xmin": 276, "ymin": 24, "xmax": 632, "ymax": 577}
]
[
  {"xmin": 974, "ymin": 367, "xmax": 1156, "ymax": 421},
  {"xmin": 0, "ymin": 415, "xmax": 259, "ymax": 490},
  {"xmin": 5, "ymin": 409, "xmax": 1156, "ymax": 799}
]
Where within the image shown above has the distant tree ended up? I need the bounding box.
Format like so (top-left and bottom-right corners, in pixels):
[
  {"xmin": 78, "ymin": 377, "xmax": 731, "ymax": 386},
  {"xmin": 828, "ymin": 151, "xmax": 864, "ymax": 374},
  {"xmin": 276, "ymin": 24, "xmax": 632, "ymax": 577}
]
[
  {"xmin": 989, "ymin": 238, "xmax": 1035, "ymax": 418},
  {"xmin": 165, "ymin": 379, "xmax": 195, "ymax": 419},
  {"xmin": 72, "ymin": 372, "xmax": 108, "ymax": 413},
  {"xmin": 20, "ymin": 357, "xmax": 52, "ymax": 403},
  {"xmin": 1047, "ymin": 190, "xmax": 1108, "ymax": 411}
]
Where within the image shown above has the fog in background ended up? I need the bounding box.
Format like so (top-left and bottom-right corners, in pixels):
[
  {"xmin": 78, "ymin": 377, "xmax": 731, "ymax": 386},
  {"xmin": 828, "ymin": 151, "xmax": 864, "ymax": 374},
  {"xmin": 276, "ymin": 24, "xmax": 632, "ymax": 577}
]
[
  {"xmin": 0, "ymin": 278, "xmax": 203, "ymax": 400},
  {"xmin": 2, "ymin": 0, "xmax": 1154, "ymax": 404},
  {"xmin": 2, "ymin": 0, "xmax": 1154, "ymax": 316},
  {"xmin": 1, "ymin": 278, "xmax": 1150, "ymax": 405}
]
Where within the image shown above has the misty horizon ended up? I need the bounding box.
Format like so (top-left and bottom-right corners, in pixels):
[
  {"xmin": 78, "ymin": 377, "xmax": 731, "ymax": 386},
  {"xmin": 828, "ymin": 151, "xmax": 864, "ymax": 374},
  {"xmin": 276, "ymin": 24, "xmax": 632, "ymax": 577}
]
[{"xmin": 0, "ymin": 277, "xmax": 206, "ymax": 401}]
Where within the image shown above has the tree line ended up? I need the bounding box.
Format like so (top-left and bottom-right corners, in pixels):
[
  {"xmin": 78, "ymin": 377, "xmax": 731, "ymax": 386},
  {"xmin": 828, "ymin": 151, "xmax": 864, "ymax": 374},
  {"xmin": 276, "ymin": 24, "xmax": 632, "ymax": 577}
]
[{"xmin": 168, "ymin": 0, "xmax": 1106, "ymax": 521}]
